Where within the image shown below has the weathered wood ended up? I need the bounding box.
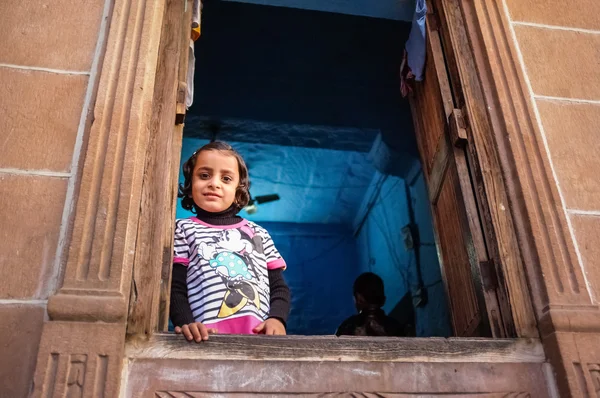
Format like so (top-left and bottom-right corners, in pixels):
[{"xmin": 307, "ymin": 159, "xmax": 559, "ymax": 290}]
[
  {"xmin": 454, "ymin": 146, "xmax": 505, "ymax": 338},
  {"xmin": 430, "ymin": 0, "xmax": 465, "ymax": 110},
  {"xmin": 434, "ymin": 162, "xmax": 483, "ymax": 336},
  {"xmin": 411, "ymin": 34, "xmax": 449, "ymax": 175},
  {"xmin": 412, "ymin": 15, "xmax": 492, "ymax": 338},
  {"xmin": 127, "ymin": 0, "xmax": 186, "ymax": 336},
  {"xmin": 422, "ymin": 0, "xmax": 528, "ymax": 339},
  {"xmin": 440, "ymin": 0, "xmax": 537, "ymax": 338},
  {"xmin": 175, "ymin": 81, "xmax": 187, "ymax": 125},
  {"xmin": 449, "ymin": 108, "xmax": 468, "ymax": 147},
  {"xmin": 428, "ymin": 133, "xmax": 450, "ymax": 204},
  {"xmin": 426, "ymin": 11, "xmax": 454, "ymax": 121},
  {"xmin": 175, "ymin": 3, "xmax": 193, "ymax": 125},
  {"xmin": 126, "ymin": 333, "xmax": 545, "ymax": 364},
  {"xmin": 457, "ymin": 2, "xmax": 600, "ymax": 396},
  {"xmin": 158, "ymin": 0, "xmax": 193, "ymax": 331}
]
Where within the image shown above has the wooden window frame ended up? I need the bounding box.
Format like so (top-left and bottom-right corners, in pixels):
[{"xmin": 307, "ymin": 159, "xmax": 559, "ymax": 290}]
[{"xmin": 125, "ymin": 0, "xmax": 538, "ymax": 342}]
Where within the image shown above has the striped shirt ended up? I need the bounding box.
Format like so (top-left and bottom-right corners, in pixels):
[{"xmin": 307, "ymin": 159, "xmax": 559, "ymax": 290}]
[{"xmin": 173, "ymin": 217, "xmax": 286, "ymax": 334}]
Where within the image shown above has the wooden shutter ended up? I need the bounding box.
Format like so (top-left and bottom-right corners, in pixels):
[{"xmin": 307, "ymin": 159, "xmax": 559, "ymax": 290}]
[{"xmin": 409, "ymin": 6, "xmax": 507, "ymax": 337}]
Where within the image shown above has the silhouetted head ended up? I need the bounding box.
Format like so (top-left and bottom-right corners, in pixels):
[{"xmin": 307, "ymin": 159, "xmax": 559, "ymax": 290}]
[{"xmin": 353, "ymin": 272, "xmax": 386, "ymax": 311}]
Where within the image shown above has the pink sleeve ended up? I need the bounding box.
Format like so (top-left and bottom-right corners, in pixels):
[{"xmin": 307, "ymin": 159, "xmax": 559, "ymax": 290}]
[{"xmin": 267, "ymin": 258, "xmax": 286, "ymax": 270}]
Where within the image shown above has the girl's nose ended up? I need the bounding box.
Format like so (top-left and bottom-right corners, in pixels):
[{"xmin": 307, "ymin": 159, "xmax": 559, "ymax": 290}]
[{"xmin": 209, "ymin": 177, "xmax": 221, "ymax": 188}]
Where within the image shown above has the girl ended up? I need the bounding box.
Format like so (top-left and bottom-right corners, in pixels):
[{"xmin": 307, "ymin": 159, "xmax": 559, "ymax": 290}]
[{"xmin": 170, "ymin": 141, "xmax": 290, "ymax": 342}]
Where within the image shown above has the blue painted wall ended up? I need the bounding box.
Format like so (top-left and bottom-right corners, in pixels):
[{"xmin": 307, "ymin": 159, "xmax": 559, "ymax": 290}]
[
  {"xmin": 176, "ymin": 137, "xmax": 377, "ymax": 225},
  {"xmin": 408, "ymin": 173, "xmax": 452, "ymax": 336},
  {"xmin": 259, "ymin": 222, "xmax": 360, "ymax": 335},
  {"xmin": 352, "ymin": 170, "xmax": 452, "ymax": 337},
  {"xmin": 353, "ymin": 174, "xmax": 411, "ymax": 316}
]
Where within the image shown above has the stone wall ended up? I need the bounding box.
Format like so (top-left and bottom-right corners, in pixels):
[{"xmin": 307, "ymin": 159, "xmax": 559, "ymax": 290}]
[
  {"xmin": 481, "ymin": 1, "xmax": 600, "ymax": 395},
  {"xmin": 504, "ymin": 0, "xmax": 600, "ymax": 306},
  {"xmin": 0, "ymin": 0, "xmax": 107, "ymax": 395}
]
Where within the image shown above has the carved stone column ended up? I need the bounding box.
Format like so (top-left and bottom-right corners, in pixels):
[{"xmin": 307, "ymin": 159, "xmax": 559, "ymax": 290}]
[
  {"xmin": 31, "ymin": 0, "xmax": 166, "ymax": 395},
  {"xmin": 459, "ymin": 0, "xmax": 600, "ymax": 396}
]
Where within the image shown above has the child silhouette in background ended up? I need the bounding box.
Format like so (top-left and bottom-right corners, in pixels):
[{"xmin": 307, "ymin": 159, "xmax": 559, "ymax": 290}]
[{"xmin": 336, "ymin": 272, "xmax": 405, "ymax": 337}]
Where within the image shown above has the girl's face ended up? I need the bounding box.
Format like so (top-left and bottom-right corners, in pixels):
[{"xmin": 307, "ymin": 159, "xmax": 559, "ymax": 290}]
[{"xmin": 191, "ymin": 150, "xmax": 240, "ymax": 213}]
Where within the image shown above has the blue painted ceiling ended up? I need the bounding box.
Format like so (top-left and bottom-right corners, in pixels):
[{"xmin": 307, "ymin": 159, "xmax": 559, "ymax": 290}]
[
  {"xmin": 222, "ymin": 0, "xmax": 416, "ymax": 21},
  {"xmin": 189, "ymin": 1, "xmax": 415, "ymax": 150}
]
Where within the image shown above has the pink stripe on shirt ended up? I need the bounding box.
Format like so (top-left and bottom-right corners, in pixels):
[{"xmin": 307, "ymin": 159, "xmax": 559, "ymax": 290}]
[{"xmin": 203, "ymin": 314, "xmax": 263, "ymax": 334}]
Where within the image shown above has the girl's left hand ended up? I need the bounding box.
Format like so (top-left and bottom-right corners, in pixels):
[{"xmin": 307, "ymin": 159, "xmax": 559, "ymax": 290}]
[{"xmin": 253, "ymin": 318, "xmax": 286, "ymax": 335}]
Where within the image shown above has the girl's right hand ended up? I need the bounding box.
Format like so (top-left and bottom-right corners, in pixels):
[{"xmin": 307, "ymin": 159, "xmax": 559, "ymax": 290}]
[{"xmin": 174, "ymin": 322, "xmax": 218, "ymax": 342}]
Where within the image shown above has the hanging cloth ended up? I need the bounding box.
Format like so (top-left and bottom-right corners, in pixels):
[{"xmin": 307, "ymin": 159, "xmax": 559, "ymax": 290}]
[
  {"xmin": 400, "ymin": 0, "xmax": 427, "ymax": 97},
  {"xmin": 186, "ymin": 0, "xmax": 202, "ymax": 108}
]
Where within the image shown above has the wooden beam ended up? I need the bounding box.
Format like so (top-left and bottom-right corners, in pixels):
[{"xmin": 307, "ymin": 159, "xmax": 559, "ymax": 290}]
[
  {"xmin": 426, "ymin": 11, "xmax": 454, "ymax": 121},
  {"xmin": 454, "ymin": 146, "xmax": 506, "ymax": 338},
  {"xmin": 158, "ymin": 0, "xmax": 194, "ymax": 331},
  {"xmin": 127, "ymin": 0, "xmax": 187, "ymax": 336},
  {"xmin": 449, "ymin": 108, "xmax": 468, "ymax": 147},
  {"xmin": 440, "ymin": 0, "xmax": 537, "ymax": 338},
  {"xmin": 126, "ymin": 334, "xmax": 545, "ymax": 364},
  {"xmin": 428, "ymin": 133, "xmax": 451, "ymax": 204}
]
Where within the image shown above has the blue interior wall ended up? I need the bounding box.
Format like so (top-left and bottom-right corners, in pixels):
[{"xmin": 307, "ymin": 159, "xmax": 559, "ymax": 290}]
[
  {"xmin": 176, "ymin": 137, "xmax": 377, "ymax": 225},
  {"xmin": 353, "ymin": 170, "xmax": 452, "ymax": 337},
  {"xmin": 258, "ymin": 222, "xmax": 360, "ymax": 335},
  {"xmin": 408, "ymin": 173, "xmax": 452, "ymax": 337},
  {"xmin": 354, "ymin": 173, "xmax": 410, "ymax": 316}
]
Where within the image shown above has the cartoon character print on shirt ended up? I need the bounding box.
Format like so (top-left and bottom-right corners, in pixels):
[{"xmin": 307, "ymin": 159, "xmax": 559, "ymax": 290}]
[{"xmin": 198, "ymin": 228, "xmax": 268, "ymax": 318}]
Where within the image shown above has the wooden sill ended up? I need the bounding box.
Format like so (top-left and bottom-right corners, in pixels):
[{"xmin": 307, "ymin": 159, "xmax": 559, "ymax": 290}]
[{"xmin": 126, "ymin": 333, "xmax": 545, "ymax": 363}]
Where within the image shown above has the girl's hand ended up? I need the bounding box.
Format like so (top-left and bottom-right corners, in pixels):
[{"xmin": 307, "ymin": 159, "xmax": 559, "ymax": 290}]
[
  {"xmin": 253, "ymin": 318, "xmax": 286, "ymax": 335},
  {"xmin": 175, "ymin": 322, "xmax": 218, "ymax": 342}
]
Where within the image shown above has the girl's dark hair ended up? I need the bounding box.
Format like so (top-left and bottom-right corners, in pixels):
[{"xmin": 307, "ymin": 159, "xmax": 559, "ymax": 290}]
[
  {"xmin": 178, "ymin": 141, "xmax": 250, "ymax": 213},
  {"xmin": 353, "ymin": 272, "xmax": 386, "ymax": 307}
]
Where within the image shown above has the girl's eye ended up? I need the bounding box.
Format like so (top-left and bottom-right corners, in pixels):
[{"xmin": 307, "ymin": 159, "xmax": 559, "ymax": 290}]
[
  {"xmin": 199, "ymin": 173, "xmax": 210, "ymax": 179},
  {"xmin": 222, "ymin": 176, "xmax": 233, "ymax": 183}
]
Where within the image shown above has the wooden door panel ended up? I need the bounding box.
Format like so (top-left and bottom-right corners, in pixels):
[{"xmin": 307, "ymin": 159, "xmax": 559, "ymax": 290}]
[
  {"xmin": 433, "ymin": 157, "xmax": 481, "ymax": 336},
  {"xmin": 409, "ymin": 3, "xmax": 508, "ymax": 337},
  {"xmin": 413, "ymin": 34, "xmax": 448, "ymax": 175}
]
